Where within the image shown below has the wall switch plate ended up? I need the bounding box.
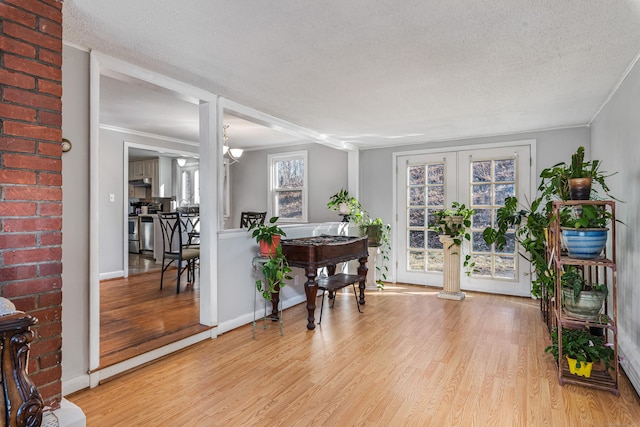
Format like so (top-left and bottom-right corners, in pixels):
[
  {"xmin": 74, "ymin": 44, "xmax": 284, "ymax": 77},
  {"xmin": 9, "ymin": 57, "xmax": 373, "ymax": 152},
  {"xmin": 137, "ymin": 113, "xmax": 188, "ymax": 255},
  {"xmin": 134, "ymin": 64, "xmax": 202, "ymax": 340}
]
[{"xmin": 109, "ymin": 193, "xmax": 115, "ymax": 202}]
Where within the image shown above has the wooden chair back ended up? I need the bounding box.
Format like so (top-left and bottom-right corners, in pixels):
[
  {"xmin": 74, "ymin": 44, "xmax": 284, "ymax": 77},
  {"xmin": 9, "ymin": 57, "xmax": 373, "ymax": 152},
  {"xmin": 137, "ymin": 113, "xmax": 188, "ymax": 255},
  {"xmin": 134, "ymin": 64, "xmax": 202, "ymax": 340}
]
[{"xmin": 240, "ymin": 211, "xmax": 267, "ymax": 228}]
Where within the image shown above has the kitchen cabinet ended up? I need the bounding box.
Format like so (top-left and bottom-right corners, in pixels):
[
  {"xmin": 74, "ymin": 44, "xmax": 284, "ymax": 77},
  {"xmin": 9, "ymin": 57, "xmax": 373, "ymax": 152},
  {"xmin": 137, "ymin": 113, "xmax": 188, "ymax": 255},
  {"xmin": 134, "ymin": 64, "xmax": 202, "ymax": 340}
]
[
  {"xmin": 129, "ymin": 159, "xmax": 157, "ymax": 180},
  {"xmin": 153, "ymin": 157, "xmax": 172, "ymax": 197},
  {"xmin": 129, "ymin": 158, "xmax": 172, "ymax": 197}
]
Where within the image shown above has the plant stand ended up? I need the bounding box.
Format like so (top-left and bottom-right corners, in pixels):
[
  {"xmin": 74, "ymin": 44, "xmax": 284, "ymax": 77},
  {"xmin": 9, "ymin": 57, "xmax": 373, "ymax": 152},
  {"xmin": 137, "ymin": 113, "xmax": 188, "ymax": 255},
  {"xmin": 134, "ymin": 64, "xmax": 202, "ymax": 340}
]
[
  {"xmin": 549, "ymin": 200, "xmax": 619, "ymax": 395},
  {"xmin": 437, "ymin": 235, "xmax": 465, "ymax": 301},
  {"xmin": 252, "ymin": 256, "xmax": 284, "ymax": 338},
  {"xmin": 366, "ymin": 246, "xmax": 380, "ymax": 289}
]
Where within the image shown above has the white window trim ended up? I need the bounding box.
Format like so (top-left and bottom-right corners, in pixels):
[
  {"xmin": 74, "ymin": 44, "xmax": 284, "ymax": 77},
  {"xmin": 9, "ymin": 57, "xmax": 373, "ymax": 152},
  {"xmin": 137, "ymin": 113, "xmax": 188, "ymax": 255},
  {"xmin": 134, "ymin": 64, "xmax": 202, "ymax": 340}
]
[{"xmin": 267, "ymin": 150, "xmax": 308, "ymax": 223}]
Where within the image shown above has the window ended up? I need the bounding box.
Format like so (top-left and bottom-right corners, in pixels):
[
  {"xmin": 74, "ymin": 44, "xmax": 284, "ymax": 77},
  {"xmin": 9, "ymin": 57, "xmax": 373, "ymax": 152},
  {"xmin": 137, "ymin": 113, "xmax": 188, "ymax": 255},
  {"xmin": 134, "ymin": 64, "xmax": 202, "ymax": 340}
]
[
  {"xmin": 178, "ymin": 164, "xmax": 199, "ymax": 207},
  {"xmin": 268, "ymin": 151, "xmax": 307, "ymax": 222}
]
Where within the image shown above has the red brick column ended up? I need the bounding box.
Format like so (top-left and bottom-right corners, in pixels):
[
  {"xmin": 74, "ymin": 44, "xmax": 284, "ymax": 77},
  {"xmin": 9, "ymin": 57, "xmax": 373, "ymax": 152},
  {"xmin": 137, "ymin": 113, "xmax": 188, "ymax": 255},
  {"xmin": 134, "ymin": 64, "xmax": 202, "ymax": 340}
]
[{"xmin": 0, "ymin": 0, "xmax": 63, "ymax": 408}]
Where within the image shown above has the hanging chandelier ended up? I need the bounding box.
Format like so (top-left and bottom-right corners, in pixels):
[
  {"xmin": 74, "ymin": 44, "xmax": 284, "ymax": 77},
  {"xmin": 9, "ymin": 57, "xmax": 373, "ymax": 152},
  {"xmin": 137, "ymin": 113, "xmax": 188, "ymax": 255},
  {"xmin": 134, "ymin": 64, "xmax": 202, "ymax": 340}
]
[{"xmin": 223, "ymin": 124, "xmax": 243, "ymax": 163}]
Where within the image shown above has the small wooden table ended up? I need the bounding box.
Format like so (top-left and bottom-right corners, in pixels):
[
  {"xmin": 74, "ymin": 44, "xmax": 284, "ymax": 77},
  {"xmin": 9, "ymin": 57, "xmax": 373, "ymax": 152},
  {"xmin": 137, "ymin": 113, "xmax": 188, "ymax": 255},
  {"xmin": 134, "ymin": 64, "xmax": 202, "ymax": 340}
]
[{"xmin": 281, "ymin": 235, "xmax": 368, "ymax": 330}]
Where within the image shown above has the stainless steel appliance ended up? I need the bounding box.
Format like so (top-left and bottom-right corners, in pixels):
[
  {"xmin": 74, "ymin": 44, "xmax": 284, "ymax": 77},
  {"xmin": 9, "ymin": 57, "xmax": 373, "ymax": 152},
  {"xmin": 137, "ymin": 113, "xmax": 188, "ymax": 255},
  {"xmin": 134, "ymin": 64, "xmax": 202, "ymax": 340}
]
[
  {"xmin": 128, "ymin": 216, "xmax": 140, "ymax": 253},
  {"xmin": 140, "ymin": 216, "xmax": 154, "ymax": 252}
]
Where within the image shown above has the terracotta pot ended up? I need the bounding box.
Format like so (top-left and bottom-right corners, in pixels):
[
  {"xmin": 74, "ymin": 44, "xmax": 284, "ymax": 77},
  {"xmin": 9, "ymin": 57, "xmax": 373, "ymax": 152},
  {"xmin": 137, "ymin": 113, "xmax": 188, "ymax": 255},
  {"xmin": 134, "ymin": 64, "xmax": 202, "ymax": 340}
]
[
  {"xmin": 569, "ymin": 177, "xmax": 592, "ymax": 200},
  {"xmin": 259, "ymin": 235, "xmax": 281, "ymax": 257}
]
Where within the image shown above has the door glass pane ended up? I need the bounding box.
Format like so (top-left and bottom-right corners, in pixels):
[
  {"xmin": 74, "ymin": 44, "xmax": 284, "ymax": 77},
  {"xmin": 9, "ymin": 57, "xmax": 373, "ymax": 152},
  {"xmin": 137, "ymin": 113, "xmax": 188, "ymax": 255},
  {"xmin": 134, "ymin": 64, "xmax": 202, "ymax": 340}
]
[
  {"xmin": 406, "ymin": 160, "xmax": 447, "ymax": 273},
  {"xmin": 469, "ymin": 158, "xmax": 517, "ymax": 279}
]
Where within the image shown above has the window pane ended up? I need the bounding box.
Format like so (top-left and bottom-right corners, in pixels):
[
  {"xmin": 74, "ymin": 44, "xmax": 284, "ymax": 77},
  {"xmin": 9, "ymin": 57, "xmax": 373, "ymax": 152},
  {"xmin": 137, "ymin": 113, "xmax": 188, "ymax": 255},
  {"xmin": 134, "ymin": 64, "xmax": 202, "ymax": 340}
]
[
  {"xmin": 428, "ymin": 186, "xmax": 444, "ymax": 206},
  {"xmin": 471, "ymin": 255, "xmax": 492, "ymax": 276},
  {"xmin": 409, "ymin": 187, "xmax": 425, "ymax": 206},
  {"xmin": 427, "ymin": 230, "xmax": 442, "ymax": 249},
  {"xmin": 408, "ymin": 251, "xmax": 425, "ymax": 270},
  {"xmin": 409, "ymin": 166, "xmax": 425, "ymax": 185},
  {"xmin": 194, "ymin": 170, "xmax": 200, "ymax": 204},
  {"xmin": 427, "ymin": 164, "xmax": 444, "ymax": 184},
  {"xmin": 277, "ymin": 159, "xmax": 304, "ymax": 188},
  {"xmin": 409, "ymin": 230, "xmax": 425, "ymax": 249},
  {"xmin": 409, "ymin": 208, "xmax": 425, "ymax": 227},
  {"xmin": 495, "ymin": 256, "xmax": 515, "ymax": 279},
  {"xmin": 472, "ymin": 184, "xmax": 492, "ymax": 205},
  {"xmin": 276, "ymin": 190, "xmax": 302, "ymax": 218},
  {"xmin": 495, "ymin": 183, "xmax": 515, "ymax": 206},
  {"xmin": 472, "ymin": 161, "xmax": 491, "ymax": 182},
  {"xmin": 427, "ymin": 251, "xmax": 444, "ymax": 272},
  {"xmin": 472, "ymin": 208, "xmax": 492, "ymax": 228},
  {"xmin": 494, "ymin": 159, "xmax": 515, "ymax": 182}
]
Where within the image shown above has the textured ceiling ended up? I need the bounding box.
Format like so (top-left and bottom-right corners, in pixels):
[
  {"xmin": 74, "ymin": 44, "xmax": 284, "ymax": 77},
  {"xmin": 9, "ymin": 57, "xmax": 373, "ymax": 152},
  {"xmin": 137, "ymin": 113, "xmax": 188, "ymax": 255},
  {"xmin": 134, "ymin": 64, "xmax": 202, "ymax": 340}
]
[{"xmin": 64, "ymin": 0, "xmax": 640, "ymax": 149}]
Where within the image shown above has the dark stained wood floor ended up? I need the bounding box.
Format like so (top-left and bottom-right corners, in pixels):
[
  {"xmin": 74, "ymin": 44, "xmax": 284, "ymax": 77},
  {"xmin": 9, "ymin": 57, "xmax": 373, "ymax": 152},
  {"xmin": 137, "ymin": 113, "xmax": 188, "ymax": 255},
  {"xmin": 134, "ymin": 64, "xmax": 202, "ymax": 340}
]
[{"xmin": 99, "ymin": 255, "xmax": 209, "ymax": 368}]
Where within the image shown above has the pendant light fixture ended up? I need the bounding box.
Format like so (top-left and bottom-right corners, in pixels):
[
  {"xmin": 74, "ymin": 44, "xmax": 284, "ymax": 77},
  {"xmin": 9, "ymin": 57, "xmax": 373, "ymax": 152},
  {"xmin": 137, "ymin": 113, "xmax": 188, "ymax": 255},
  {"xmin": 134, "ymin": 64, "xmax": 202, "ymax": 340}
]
[{"xmin": 223, "ymin": 124, "xmax": 243, "ymax": 163}]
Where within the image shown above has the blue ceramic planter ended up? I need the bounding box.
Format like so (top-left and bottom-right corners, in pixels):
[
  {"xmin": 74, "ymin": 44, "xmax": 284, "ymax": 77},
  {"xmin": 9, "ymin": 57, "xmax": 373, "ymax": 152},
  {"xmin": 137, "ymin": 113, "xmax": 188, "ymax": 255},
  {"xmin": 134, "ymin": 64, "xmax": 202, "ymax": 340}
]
[{"xmin": 561, "ymin": 228, "xmax": 608, "ymax": 259}]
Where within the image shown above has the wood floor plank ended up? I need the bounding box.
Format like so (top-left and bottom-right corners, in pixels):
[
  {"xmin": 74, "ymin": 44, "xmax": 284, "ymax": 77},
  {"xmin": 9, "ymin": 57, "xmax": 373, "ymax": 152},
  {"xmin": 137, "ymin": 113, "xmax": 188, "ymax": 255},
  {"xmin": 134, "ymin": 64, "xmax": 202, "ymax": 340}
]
[
  {"xmin": 69, "ymin": 284, "xmax": 640, "ymax": 426},
  {"xmin": 99, "ymin": 266, "xmax": 209, "ymax": 368}
]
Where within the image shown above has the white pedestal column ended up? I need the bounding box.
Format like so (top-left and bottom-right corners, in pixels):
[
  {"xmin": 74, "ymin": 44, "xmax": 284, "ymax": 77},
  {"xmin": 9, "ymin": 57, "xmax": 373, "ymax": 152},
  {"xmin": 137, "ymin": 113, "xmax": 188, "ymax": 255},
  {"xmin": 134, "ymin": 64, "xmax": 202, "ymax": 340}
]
[
  {"xmin": 366, "ymin": 246, "xmax": 380, "ymax": 289},
  {"xmin": 437, "ymin": 235, "xmax": 465, "ymax": 301}
]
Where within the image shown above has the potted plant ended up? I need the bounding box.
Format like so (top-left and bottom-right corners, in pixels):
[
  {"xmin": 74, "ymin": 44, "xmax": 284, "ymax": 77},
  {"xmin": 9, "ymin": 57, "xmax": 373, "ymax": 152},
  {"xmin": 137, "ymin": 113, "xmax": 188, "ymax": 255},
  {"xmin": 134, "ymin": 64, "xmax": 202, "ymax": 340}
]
[
  {"xmin": 248, "ymin": 216, "xmax": 287, "ymax": 257},
  {"xmin": 327, "ymin": 189, "xmax": 361, "ymax": 221},
  {"xmin": 430, "ymin": 202, "xmax": 475, "ymax": 274},
  {"xmin": 545, "ymin": 326, "xmax": 615, "ymax": 378},
  {"xmin": 255, "ymin": 245, "xmax": 292, "ymax": 300},
  {"xmin": 560, "ymin": 266, "xmax": 608, "ymax": 320},
  {"xmin": 358, "ymin": 215, "xmax": 391, "ymax": 289},
  {"xmin": 327, "ymin": 190, "xmax": 391, "ymax": 289},
  {"xmin": 560, "ymin": 204, "xmax": 612, "ymax": 260},
  {"xmin": 483, "ymin": 146, "xmax": 618, "ymax": 297}
]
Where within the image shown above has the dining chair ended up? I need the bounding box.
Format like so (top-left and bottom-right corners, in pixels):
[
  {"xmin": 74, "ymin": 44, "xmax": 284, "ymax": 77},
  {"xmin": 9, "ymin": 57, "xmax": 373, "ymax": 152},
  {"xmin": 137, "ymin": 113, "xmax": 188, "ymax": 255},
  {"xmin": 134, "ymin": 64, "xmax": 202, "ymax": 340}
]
[
  {"xmin": 240, "ymin": 211, "xmax": 267, "ymax": 228},
  {"xmin": 158, "ymin": 212, "xmax": 200, "ymax": 294},
  {"xmin": 179, "ymin": 212, "xmax": 200, "ymax": 249}
]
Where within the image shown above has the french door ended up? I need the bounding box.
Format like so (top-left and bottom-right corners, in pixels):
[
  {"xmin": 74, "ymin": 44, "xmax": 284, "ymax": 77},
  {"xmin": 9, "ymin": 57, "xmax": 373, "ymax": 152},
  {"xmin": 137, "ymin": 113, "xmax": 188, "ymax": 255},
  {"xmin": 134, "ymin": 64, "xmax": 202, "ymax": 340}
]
[{"xmin": 396, "ymin": 145, "xmax": 532, "ymax": 296}]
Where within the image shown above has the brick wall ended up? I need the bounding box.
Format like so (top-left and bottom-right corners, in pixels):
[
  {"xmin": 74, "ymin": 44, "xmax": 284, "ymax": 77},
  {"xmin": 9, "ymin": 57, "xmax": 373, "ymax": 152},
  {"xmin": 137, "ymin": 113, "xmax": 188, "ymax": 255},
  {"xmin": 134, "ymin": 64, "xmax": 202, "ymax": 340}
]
[{"xmin": 0, "ymin": 0, "xmax": 63, "ymax": 408}]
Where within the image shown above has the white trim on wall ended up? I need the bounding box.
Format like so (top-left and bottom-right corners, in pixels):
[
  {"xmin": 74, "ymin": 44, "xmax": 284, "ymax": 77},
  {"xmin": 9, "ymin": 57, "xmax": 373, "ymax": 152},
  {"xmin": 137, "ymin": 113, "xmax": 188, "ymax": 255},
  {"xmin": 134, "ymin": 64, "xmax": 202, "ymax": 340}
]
[{"xmin": 88, "ymin": 50, "xmax": 219, "ymax": 375}]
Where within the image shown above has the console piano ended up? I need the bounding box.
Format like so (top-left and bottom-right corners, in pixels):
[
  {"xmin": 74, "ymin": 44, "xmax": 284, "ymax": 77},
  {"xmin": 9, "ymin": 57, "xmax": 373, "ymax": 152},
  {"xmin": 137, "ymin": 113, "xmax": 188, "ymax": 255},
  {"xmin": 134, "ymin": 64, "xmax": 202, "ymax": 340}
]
[{"xmin": 281, "ymin": 235, "xmax": 368, "ymax": 330}]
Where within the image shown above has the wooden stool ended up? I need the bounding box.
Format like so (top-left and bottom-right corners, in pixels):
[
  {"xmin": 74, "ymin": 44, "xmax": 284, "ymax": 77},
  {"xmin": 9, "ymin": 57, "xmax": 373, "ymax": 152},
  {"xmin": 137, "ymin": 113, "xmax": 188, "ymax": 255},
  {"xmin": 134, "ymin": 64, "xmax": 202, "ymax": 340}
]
[{"xmin": 317, "ymin": 273, "xmax": 365, "ymax": 324}]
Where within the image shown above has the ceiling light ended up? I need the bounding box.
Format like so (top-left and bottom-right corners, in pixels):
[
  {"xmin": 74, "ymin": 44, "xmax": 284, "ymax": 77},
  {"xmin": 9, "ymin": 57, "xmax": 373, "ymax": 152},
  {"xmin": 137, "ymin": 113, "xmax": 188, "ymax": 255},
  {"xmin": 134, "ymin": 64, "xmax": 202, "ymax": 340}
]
[
  {"xmin": 223, "ymin": 124, "xmax": 242, "ymax": 164},
  {"xmin": 176, "ymin": 158, "xmax": 187, "ymax": 167}
]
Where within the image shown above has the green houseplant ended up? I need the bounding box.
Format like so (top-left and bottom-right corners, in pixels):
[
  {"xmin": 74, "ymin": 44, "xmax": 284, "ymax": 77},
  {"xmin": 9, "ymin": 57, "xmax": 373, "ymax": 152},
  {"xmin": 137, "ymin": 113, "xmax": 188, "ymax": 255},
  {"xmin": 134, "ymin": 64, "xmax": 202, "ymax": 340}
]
[
  {"xmin": 482, "ymin": 146, "xmax": 618, "ymax": 297},
  {"xmin": 545, "ymin": 327, "xmax": 615, "ymax": 377},
  {"xmin": 560, "ymin": 203, "xmax": 612, "ymax": 260},
  {"xmin": 249, "ymin": 216, "xmax": 287, "ymax": 257},
  {"xmin": 560, "ymin": 266, "xmax": 608, "ymax": 320},
  {"xmin": 327, "ymin": 190, "xmax": 391, "ymax": 289},
  {"xmin": 430, "ymin": 202, "xmax": 475, "ymax": 274},
  {"xmin": 255, "ymin": 245, "xmax": 292, "ymax": 300},
  {"xmin": 327, "ymin": 189, "xmax": 361, "ymax": 221}
]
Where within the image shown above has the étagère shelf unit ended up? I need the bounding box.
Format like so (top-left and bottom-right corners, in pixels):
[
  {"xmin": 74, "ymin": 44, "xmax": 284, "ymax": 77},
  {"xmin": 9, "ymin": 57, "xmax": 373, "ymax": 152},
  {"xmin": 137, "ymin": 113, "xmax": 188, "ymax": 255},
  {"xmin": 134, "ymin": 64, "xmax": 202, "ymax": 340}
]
[{"xmin": 548, "ymin": 199, "xmax": 619, "ymax": 395}]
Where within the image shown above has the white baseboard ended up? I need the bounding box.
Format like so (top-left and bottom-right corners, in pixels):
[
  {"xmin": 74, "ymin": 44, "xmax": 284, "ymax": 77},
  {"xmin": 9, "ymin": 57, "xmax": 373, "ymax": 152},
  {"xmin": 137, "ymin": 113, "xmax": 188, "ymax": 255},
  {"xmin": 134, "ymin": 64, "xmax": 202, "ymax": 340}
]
[
  {"xmin": 217, "ymin": 294, "xmax": 307, "ymax": 334},
  {"xmin": 618, "ymin": 331, "xmax": 640, "ymax": 395},
  {"xmin": 42, "ymin": 398, "xmax": 86, "ymax": 427},
  {"xmin": 98, "ymin": 270, "xmax": 124, "ymax": 281}
]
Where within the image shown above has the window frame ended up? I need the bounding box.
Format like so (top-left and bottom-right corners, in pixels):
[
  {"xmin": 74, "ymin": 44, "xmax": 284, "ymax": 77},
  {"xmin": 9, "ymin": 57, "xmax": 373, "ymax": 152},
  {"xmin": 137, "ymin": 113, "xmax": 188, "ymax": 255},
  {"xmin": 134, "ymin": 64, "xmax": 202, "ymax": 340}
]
[{"xmin": 267, "ymin": 150, "xmax": 308, "ymax": 223}]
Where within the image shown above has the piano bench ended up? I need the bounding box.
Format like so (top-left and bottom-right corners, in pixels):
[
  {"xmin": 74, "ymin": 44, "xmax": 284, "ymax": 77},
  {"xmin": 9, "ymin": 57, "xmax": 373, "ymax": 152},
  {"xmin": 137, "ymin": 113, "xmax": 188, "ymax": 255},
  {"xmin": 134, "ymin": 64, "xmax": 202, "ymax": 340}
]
[{"xmin": 316, "ymin": 273, "xmax": 364, "ymax": 323}]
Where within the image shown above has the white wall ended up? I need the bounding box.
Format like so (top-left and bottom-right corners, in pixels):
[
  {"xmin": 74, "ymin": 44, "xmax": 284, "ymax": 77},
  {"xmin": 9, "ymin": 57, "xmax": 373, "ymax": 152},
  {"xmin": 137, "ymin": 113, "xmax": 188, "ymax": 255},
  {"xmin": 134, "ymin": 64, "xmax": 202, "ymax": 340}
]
[
  {"xmin": 591, "ymin": 55, "xmax": 640, "ymax": 392},
  {"xmin": 358, "ymin": 127, "xmax": 589, "ymax": 233},
  {"xmin": 61, "ymin": 44, "xmax": 91, "ymax": 391},
  {"xmin": 98, "ymin": 128, "xmax": 197, "ymax": 276},
  {"xmin": 229, "ymin": 143, "xmax": 349, "ymax": 228}
]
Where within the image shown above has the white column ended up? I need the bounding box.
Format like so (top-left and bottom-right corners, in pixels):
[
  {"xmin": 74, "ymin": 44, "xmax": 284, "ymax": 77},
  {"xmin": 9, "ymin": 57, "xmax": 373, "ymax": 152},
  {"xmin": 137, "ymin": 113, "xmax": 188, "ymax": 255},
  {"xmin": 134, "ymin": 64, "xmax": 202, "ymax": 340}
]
[
  {"xmin": 366, "ymin": 246, "xmax": 380, "ymax": 288},
  {"xmin": 437, "ymin": 235, "xmax": 465, "ymax": 301}
]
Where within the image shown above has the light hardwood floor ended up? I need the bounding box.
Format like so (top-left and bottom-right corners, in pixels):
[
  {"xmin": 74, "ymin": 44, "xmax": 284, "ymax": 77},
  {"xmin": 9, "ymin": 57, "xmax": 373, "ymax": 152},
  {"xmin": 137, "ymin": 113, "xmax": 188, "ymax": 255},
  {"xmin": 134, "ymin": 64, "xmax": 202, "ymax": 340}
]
[{"xmin": 71, "ymin": 284, "xmax": 640, "ymax": 426}]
